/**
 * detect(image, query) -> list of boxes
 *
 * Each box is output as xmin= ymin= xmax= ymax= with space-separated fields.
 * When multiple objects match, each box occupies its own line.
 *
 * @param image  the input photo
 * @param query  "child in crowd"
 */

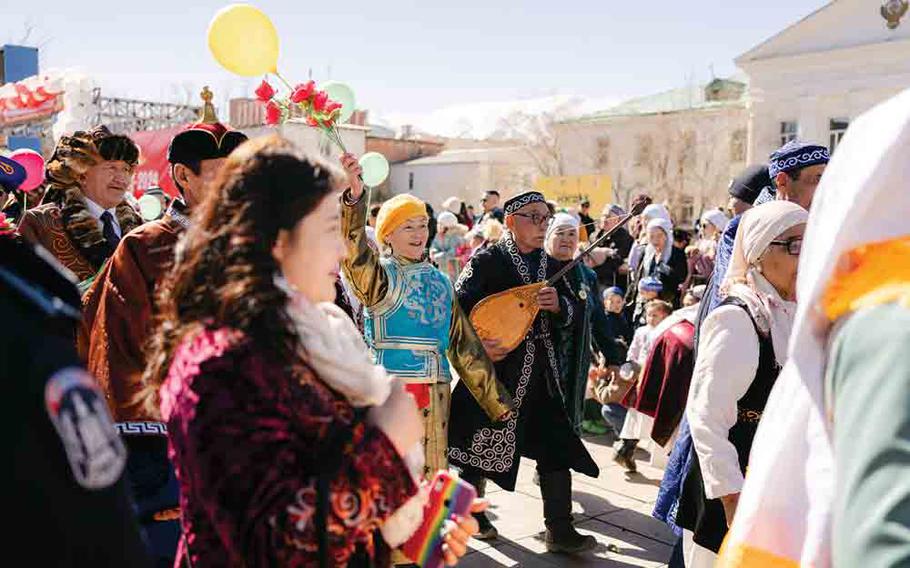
xmin=587 ymin=287 xmax=635 ymax=437
xmin=630 ymin=276 xmax=663 ymax=329
xmin=612 ymin=299 xmax=673 ymax=472
xmin=603 ymin=286 xmax=632 ymax=358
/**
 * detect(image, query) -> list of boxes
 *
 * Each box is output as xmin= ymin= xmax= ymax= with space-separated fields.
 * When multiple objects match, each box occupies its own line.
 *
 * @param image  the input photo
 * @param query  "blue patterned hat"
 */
xmin=638 ymin=276 xmax=663 ymax=293
xmin=602 ymin=286 xmax=624 ymax=299
xmin=768 ymin=140 xmax=829 ymax=178
xmin=0 ymin=155 xmax=27 ymax=191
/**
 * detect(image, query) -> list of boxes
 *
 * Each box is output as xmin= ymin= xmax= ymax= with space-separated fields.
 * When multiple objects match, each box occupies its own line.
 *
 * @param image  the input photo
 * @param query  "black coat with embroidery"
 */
xmin=447 ymin=236 xmax=598 ymax=491
xmin=553 ymin=263 xmax=617 ymax=434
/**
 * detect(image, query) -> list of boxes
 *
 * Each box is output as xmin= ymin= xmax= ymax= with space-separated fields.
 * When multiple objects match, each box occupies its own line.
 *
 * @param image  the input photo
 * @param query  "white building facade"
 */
xmin=388 ymin=147 xmax=537 ymax=211
xmin=555 ymin=80 xmax=749 ymax=225
xmin=737 ymin=0 xmax=910 ymax=162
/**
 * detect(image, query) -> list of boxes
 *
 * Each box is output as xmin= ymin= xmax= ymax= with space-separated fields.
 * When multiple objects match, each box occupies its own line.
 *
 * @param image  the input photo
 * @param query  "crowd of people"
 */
xmin=2 ymin=87 xmax=908 ymax=568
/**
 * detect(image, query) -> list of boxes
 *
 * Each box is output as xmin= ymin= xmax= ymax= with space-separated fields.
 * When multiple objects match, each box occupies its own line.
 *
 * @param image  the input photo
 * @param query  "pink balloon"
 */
xmin=9 ymin=149 xmax=46 ymax=193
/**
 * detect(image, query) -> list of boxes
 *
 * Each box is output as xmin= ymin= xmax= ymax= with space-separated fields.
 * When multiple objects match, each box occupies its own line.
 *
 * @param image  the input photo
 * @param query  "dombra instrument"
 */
xmin=469 ymin=198 xmax=648 ymax=351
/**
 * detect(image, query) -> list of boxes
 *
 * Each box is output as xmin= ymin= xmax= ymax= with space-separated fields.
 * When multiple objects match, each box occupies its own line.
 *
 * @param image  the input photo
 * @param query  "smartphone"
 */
xmin=401 ymin=470 xmax=477 ymax=568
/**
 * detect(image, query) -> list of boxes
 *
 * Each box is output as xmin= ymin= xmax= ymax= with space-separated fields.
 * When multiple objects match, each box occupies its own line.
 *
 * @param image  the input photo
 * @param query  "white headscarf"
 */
xmin=642 ymin=203 xmax=671 ymax=223
xmin=437 ymin=211 xmax=458 ymax=229
xmin=722 ymin=200 xmax=808 ymax=366
xmin=545 ymin=211 xmax=579 ymax=241
xmin=441 ymin=196 xmax=462 ymax=214
xmin=642 ymin=217 xmax=673 ymax=270
xmin=721 ymin=88 xmax=910 ymax=567
xmin=701 ymin=208 xmax=729 ymax=232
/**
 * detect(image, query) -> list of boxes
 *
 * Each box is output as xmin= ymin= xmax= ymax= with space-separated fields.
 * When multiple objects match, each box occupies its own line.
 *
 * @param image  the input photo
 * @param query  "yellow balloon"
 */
xmin=207 ymin=4 xmax=279 ymax=77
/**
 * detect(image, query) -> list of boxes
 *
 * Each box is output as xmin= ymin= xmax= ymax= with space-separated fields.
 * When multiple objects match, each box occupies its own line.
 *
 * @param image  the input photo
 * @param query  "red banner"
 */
xmin=129 ymin=126 xmax=184 ymax=198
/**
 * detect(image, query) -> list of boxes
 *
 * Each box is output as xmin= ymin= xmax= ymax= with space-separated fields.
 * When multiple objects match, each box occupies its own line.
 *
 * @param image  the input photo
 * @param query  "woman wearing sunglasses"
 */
xmin=674 ymin=200 xmax=808 ymax=567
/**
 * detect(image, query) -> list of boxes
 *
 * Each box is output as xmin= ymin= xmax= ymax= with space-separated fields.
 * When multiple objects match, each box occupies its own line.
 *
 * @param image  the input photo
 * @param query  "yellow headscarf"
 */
xmin=375 ymin=193 xmax=427 ymax=246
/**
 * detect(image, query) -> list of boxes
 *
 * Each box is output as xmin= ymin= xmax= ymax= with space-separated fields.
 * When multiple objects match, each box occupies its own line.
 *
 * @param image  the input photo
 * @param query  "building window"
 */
xmin=408 ymin=172 xmax=414 ymax=190
xmin=780 ymin=121 xmax=798 ymax=146
xmin=679 ymin=130 xmax=696 ymax=169
xmin=730 ymin=128 xmax=746 ymax=162
xmin=679 ymin=197 xmax=695 ymax=226
xmin=829 ymin=118 xmax=849 ymax=153
xmin=634 ymin=134 xmax=653 ymax=167
xmin=593 ymin=136 xmax=610 ymax=170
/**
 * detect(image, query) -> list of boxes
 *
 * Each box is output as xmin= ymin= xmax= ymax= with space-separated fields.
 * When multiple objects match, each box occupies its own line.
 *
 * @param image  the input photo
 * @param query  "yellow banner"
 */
xmin=534 ymin=174 xmax=613 ymax=217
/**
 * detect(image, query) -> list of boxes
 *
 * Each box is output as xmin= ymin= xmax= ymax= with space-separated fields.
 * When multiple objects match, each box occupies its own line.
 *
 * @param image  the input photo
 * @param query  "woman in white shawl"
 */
xmin=675 ymin=200 xmax=808 ymax=566
xmin=628 ymin=217 xmax=689 ymax=308
xmin=628 ymin=203 xmax=673 ymax=271
xmin=718 ymin=89 xmax=910 ymax=568
xmin=698 ymin=208 xmax=730 ymax=259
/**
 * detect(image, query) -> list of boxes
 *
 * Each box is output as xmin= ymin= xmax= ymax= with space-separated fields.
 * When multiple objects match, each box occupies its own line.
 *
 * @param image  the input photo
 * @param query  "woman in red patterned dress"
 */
xmin=142 ymin=136 xmax=480 ymax=567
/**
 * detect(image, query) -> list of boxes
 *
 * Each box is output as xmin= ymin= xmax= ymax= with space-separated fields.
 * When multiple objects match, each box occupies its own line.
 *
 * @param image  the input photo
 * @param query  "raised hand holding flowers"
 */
xmin=254 ymin=75 xmax=349 ymax=152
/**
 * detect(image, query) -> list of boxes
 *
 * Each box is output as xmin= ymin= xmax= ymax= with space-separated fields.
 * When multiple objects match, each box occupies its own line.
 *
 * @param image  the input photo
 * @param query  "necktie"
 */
xmin=100 ymin=211 xmax=120 ymax=254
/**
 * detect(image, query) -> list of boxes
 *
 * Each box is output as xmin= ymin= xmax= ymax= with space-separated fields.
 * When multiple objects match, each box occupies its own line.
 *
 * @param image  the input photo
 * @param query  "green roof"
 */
xmin=570 ymin=79 xmax=746 ymax=123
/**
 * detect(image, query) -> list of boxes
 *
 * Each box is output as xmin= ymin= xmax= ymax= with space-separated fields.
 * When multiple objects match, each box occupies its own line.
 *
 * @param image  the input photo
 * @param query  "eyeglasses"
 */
xmin=768 ymin=237 xmax=803 ymax=256
xmin=512 ymin=212 xmax=554 ymax=226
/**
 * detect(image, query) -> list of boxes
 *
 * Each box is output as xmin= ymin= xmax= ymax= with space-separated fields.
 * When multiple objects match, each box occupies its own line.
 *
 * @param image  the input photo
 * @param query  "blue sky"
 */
xmin=6 ymin=0 xmax=825 ymax=126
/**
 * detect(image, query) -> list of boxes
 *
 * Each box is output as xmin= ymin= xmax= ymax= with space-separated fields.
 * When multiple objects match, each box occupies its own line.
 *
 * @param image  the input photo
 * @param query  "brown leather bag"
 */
xmin=593 ymin=362 xmax=639 ymax=405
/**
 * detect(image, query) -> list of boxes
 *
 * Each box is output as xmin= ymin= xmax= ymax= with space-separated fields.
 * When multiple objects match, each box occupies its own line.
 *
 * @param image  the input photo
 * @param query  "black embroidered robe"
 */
xmin=447 ymin=234 xmax=599 ymax=491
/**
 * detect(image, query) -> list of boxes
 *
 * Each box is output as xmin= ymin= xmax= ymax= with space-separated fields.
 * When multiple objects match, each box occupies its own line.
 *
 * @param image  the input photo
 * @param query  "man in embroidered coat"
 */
xmin=79 ymin=89 xmax=248 ymax=567
xmin=17 ymin=125 xmax=143 ymax=291
xmin=448 ymin=190 xmax=599 ymax=553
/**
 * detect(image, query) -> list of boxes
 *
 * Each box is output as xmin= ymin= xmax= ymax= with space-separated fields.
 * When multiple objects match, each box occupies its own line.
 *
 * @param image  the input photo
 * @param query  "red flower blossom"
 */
xmin=290 ymin=80 xmax=316 ymax=104
xmin=255 ymin=80 xmax=275 ymax=102
xmin=312 ymin=90 xmax=329 ymax=113
xmin=324 ymin=101 xmax=343 ymax=116
xmin=306 ymin=115 xmax=320 ymax=127
xmin=265 ymin=100 xmax=282 ymax=125
xmin=0 ymin=212 xmax=14 ymax=236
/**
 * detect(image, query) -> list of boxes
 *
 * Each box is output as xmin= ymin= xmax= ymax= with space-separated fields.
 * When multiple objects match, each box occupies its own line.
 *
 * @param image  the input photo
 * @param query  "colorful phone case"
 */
xmin=402 ymin=471 xmax=477 ymax=568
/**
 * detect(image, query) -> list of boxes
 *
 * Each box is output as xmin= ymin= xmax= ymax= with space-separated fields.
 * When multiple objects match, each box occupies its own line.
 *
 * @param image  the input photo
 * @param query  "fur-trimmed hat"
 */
xmin=45 ymin=125 xmax=140 ymax=192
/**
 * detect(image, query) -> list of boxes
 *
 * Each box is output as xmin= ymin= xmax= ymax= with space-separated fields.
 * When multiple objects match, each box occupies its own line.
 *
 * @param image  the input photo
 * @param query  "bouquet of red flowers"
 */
xmin=255 ymin=78 xmax=347 ymax=151
xmin=0 ymin=212 xmax=16 ymax=236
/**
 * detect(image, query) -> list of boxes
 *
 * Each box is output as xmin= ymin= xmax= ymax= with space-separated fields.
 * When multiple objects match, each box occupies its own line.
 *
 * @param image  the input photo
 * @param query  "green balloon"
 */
xmin=322 ymin=81 xmax=356 ymax=123
xmin=359 ymin=152 xmax=390 ymax=187
xmin=138 ymin=194 xmax=162 ymax=221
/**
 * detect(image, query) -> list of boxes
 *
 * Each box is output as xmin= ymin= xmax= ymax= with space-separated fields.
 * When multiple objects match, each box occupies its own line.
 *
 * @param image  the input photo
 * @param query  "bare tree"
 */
xmin=682 ymin=111 xmax=743 ymax=213
xmin=490 ymin=102 xmax=579 ymax=178
xmin=626 ymin=110 xmax=741 ymax=223
xmin=8 ymin=19 xmax=53 ymax=68
xmin=611 ymin=170 xmax=642 ymax=209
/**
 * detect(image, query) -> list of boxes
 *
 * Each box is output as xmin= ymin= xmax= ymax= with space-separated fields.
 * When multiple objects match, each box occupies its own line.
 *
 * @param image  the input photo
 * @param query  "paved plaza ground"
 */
xmin=459 ymin=434 xmax=676 ymax=567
